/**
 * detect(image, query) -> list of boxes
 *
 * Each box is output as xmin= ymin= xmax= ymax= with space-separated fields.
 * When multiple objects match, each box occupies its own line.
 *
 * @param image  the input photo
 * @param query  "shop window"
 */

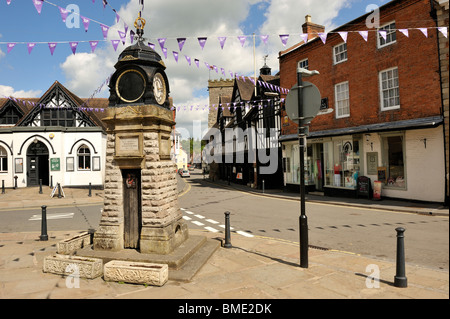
xmin=77 ymin=145 xmax=91 ymax=170
xmin=381 ymin=134 xmax=405 ymax=188
xmin=0 ymin=146 xmax=7 ymax=172
xmin=324 ymin=138 xmax=360 ymax=188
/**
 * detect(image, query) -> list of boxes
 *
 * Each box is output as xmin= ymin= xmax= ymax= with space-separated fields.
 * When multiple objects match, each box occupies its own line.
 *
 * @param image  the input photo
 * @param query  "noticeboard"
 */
xmin=356 ymin=176 xmax=371 ymax=199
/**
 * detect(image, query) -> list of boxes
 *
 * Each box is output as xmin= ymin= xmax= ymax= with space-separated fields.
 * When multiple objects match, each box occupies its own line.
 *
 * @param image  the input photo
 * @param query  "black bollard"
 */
xmin=88 ymin=182 xmax=92 ymax=197
xmin=224 ymin=211 xmax=232 ymax=248
xmin=57 ymin=183 xmax=62 ymax=199
xmin=50 ymin=175 xmax=53 ymax=189
xmin=39 ymin=179 xmax=43 ymax=194
xmin=1 ymin=180 xmax=4 ymax=194
xmin=40 ymin=205 xmax=48 ymax=241
xmin=394 ymin=227 xmax=407 ymax=288
xmin=262 ymin=180 xmax=265 ymax=193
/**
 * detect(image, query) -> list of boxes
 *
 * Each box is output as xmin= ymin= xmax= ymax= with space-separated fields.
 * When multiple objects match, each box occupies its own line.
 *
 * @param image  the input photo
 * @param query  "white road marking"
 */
xmin=206 ymin=219 xmax=219 ymax=224
xmin=194 ymin=214 xmax=205 ymax=219
xmin=192 ymin=221 xmax=204 ymax=226
xmin=29 ymin=213 xmax=74 ymax=221
xmin=182 ymin=216 xmax=192 ymax=221
xmin=180 ymin=208 xmax=186 ymax=211
xmin=236 ymin=230 xmax=254 ymax=238
xmin=185 ymin=211 xmax=194 ymax=215
xmin=204 ymin=226 xmax=219 ymax=233
xmin=219 ymin=225 xmax=234 ymax=230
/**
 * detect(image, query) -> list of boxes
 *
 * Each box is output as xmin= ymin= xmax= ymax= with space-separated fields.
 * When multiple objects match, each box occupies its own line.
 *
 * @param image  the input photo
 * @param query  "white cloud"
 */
xmin=0 ymin=85 xmax=41 ymax=98
xmin=59 ymin=0 xmax=352 ymax=136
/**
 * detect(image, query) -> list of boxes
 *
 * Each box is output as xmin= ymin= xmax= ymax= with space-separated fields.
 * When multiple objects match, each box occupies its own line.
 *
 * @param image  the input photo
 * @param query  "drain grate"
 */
xmin=308 ymin=244 xmax=329 ymax=251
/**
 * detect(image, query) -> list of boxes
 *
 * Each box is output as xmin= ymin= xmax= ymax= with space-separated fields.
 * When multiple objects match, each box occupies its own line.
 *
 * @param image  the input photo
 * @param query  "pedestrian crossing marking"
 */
xmin=236 ymin=230 xmax=254 ymax=238
xmin=182 ymin=216 xmax=192 ymax=221
xmin=204 ymin=226 xmax=219 ymax=233
xmin=206 ymin=219 xmax=219 ymax=224
xmin=194 ymin=214 xmax=205 ymax=219
xmin=29 ymin=213 xmax=74 ymax=221
xmin=192 ymin=221 xmax=204 ymax=226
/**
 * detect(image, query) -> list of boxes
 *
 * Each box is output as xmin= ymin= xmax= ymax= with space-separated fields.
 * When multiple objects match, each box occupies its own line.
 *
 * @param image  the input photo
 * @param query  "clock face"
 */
xmin=115 ymin=69 xmax=146 ymax=103
xmin=153 ymin=72 xmax=167 ymax=105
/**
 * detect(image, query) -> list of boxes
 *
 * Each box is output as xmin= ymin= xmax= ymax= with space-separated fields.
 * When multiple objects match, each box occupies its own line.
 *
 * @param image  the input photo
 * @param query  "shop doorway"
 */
xmin=26 ymin=141 xmax=49 ymax=187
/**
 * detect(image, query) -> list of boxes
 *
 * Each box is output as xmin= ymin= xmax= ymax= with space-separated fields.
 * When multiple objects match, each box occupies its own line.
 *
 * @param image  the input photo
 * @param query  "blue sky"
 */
xmin=0 ymin=0 xmax=388 ymax=136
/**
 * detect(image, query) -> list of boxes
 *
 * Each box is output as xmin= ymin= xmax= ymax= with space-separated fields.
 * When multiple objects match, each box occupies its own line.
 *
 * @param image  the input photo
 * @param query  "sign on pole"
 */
xmin=285 ymin=81 xmax=321 ymax=126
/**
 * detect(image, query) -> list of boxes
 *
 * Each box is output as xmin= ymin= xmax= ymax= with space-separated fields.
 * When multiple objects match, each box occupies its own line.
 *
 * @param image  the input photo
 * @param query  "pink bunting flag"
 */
xmin=418 ymin=28 xmax=428 ymax=37
xmin=279 ymin=34 xmax=289 ymax=47
xmin=58 ymin=6 xmax=69 ymax=23
xmin=198 ymin=37 xmax=207 ymax=50
xmin=438 ymin=27 xmax=448 ymax=38
xmin=358 ymin=31 xmax=369 ymax=42
xmin=218 ymin=36 xmax=227 ymax=49
xmin=398 ymin=29 xmax=409 ymax=37
xmin=27 ymin=43 xmax=36 ymax=54
xmin=48 ymin=42 xmax=57 ymax=56
xmin=300 ymin=33 xmax=309 ymax=43
xmin=177 ymin=38 xmax=186 ymax=51
xmin=260 ymin=35 xmax=269 ymax=45
xmin=81 ymin=16 xmax=90 ymax=32
xmin=118 ymin=30 xmax=126 ymax=44
xmin=318 ymin=33 xmax=327 ymax=44
xmin=158 ymin=38 xmax=166 ymax=50
xmin=185 ymin=55 xmax=191 ymax=66
xmin=111 ymin=39 xmax=120 ymax=51
xmin=89 ymin=41 xmax=98 ymax=53
xmin=7 ymin=0 xmax=12 ymax=4
xmin=32 ymin=0 xmax=43 ymax=14
xmin=173 ymin=51 xmax=179 ymax=63
xmin=238 ymin=36 xmax=247 ymax=47
xmin=338 ymin=31 xmax=348 ymax=43
xmin=69 ymin=42 xmax=78 ymax=55
xmin=7 ymin=43 xmax=16 ymax=53
xmin=100 ymin=24 xmax=109 ymax=39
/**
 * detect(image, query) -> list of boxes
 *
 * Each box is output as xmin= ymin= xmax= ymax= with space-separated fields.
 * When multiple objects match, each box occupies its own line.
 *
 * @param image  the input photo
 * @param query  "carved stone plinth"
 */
xmin=43 ymin=254 xmax=103 ymax=279
xmin=93 ymin=104 xmax=188 ymax=254
xmin=57 ymin=232 xmax=91 ymax=255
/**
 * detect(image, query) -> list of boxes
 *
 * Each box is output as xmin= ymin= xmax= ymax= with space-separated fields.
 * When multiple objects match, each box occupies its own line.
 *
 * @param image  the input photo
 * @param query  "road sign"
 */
xmin=285 ymin=81 xmax=321 ymax=125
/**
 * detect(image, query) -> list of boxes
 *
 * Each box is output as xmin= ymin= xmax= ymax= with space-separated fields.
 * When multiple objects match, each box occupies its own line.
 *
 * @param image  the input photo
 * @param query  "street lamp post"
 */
xmin=296 ymin=67 xmax=319 ymax=269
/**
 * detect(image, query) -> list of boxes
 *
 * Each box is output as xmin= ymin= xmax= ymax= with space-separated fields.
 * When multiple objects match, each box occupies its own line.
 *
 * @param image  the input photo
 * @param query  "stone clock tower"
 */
xmin=93 ymin=15 xmax=188 ymax=255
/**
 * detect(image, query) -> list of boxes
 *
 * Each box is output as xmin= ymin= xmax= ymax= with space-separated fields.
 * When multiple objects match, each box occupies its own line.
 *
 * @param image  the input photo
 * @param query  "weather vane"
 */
xmin=134 ymin=0 xmax=146 ymax=40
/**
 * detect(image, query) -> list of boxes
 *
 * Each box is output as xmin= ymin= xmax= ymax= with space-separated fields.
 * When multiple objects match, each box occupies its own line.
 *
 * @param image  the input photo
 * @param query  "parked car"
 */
xmin=180 ymin=170 xmax=190 ymax=178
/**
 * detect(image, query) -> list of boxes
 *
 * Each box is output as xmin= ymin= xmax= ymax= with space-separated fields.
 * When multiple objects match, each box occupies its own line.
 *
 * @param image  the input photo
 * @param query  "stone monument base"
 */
xmin=140 ymin=218 xmax=189 ymax=255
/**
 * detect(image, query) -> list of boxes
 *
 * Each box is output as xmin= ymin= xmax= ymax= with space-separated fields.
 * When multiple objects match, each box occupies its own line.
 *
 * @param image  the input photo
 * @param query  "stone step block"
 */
xmin=43 ymin=254 xmax=103 ymax=279
xmin=57 ymin=232 xmax=91 ymax=255
xmin=104 ymin=260 xmax=168 ymax=286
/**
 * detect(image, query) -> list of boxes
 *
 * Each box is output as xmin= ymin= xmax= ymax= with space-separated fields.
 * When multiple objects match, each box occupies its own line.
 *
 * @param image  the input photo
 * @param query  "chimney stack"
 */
xmin=302 ymin=15 xmax=325 ymax=41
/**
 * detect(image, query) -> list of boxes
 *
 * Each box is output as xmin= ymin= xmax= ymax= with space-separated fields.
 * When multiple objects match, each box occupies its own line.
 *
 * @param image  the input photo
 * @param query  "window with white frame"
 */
xmin=333 ymin=43 xmax=347 ymax=64
xmin=335 ymin=81 xmax=350 ymax=118
xmin=378 ymin=21 xmax=396 ymax=48
xmin=77 ymin=145 xmax=91 ymax=170
xmin=379 ymin=67 xmax=400 ymax=110
xmin=0 ymin=146 xmax=7 ymax=172
xmin=298 ymin=58 xmax=309 ymax=70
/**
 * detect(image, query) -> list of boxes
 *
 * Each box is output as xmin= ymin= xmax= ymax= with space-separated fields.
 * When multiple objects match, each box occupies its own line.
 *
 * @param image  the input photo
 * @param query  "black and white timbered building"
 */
xmin=0 ymin=81 xmax=108 ymax=189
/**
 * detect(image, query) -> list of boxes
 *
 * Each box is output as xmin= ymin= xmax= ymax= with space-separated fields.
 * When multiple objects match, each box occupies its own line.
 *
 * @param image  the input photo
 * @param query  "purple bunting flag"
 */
xmin=158 ymin=38 xmax=166 ymax=50
xmin=378 ymin=30 xmax=387 ymax=41
xmin=148 ymin=42 xmax=155 ymax=50
xmin=218 ymin=36 xmax=227 ymax=49
xmin=124 ymin=22 xmax=128 ymax=35
xmin=338 ymin=31 xmax=348 ymax=43
xmin=398 ymin=29 xmax=409 ymax=37
xmin=204 ymin=62 xmax=210 ymax=70
xmin=58 ymin=6 xmax=69 ymax=23
xmin=111 ymin=39 xmax=120 ymax=51
xmin=418 ymin=28 xmax=428 ymax=37
xmin=173 ymin=51 xmax=179 ymax=63
xmin=279 ymin=34 xmax=289 ymax=47
xmin=300 ymin=33 xmax=309 ymax=43
xmin=318 ymin=33 xmax=327 ymax=44
xmin=7 ymin=0 xmax=12 ymax=4
xmin=198 ymin=37 xmax=207 ymax=50
xmin=177 ymin=38 xmax=186 ymax=51
xmin=260 ymin=35 xmax=269 ymax=45
xmin=438 ymin=27 xmax=448 ymax=38
xmin=100 ymin=24 xmax=109 ymax=39
xmin=238 ymin=35 xmax=247 ymax=47
xmin=185 ymin=55 xmax=191 ymax=66
xmin=81 ymin=16 xmax=90 ymax=32
xmin=221 ymin=68 xmax=226 ymax=77
xmin=69 ymin=42 xmax=78 ymax=55
xmin=7 ymin=43 xmax=16 ymax=54
xmin=194 ymin=59 xmax=200 ymax=68
xmin=162 ymin=47 xmax=167 ymax=59
xmin=27 ymin=43 xmax=36 ymax=54
xmin=102 ymin=0 xmax=107 ymax=9
xmin=118 ymin=30 xmax=126 ymax=44
xmin=89 ymin=41 xmax=99 ymax=53
xmin=32 ymin=0 xmax=43 ymax=14
xmin=48 ymin=42 xmax=57 ymax=56
xmin=130 ymin=30 xmax=135 ymax=43
xmin=358 ymin=31 xmax=369 ymax=42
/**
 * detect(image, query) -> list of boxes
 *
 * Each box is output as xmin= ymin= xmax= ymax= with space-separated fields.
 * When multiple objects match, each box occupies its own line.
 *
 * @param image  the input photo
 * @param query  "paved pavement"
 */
xmin=0 ymin=176 xmax=448 ymax=301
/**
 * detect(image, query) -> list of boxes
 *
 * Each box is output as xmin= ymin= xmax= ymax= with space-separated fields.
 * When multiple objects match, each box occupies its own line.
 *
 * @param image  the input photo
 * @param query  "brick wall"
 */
xmin=207 ymin=79 xmax=234 ymax=128
xmin=279 ymin=0 xmax=442 ymax=136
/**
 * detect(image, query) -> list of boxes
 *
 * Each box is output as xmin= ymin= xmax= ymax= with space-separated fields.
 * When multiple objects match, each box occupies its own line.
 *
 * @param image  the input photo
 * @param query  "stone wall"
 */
xmin=208 ymin=79 xmax=234 ymax=128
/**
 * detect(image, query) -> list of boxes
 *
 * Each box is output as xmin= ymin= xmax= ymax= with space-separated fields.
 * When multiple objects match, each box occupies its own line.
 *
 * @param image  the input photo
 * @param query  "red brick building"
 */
xmin=279 ymin=0 xmax=446 ymax=203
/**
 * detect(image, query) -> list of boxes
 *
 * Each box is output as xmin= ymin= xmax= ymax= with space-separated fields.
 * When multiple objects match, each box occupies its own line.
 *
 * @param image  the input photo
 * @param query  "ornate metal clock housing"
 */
xmin=108 ymin=40 xmax=170 ymax=109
